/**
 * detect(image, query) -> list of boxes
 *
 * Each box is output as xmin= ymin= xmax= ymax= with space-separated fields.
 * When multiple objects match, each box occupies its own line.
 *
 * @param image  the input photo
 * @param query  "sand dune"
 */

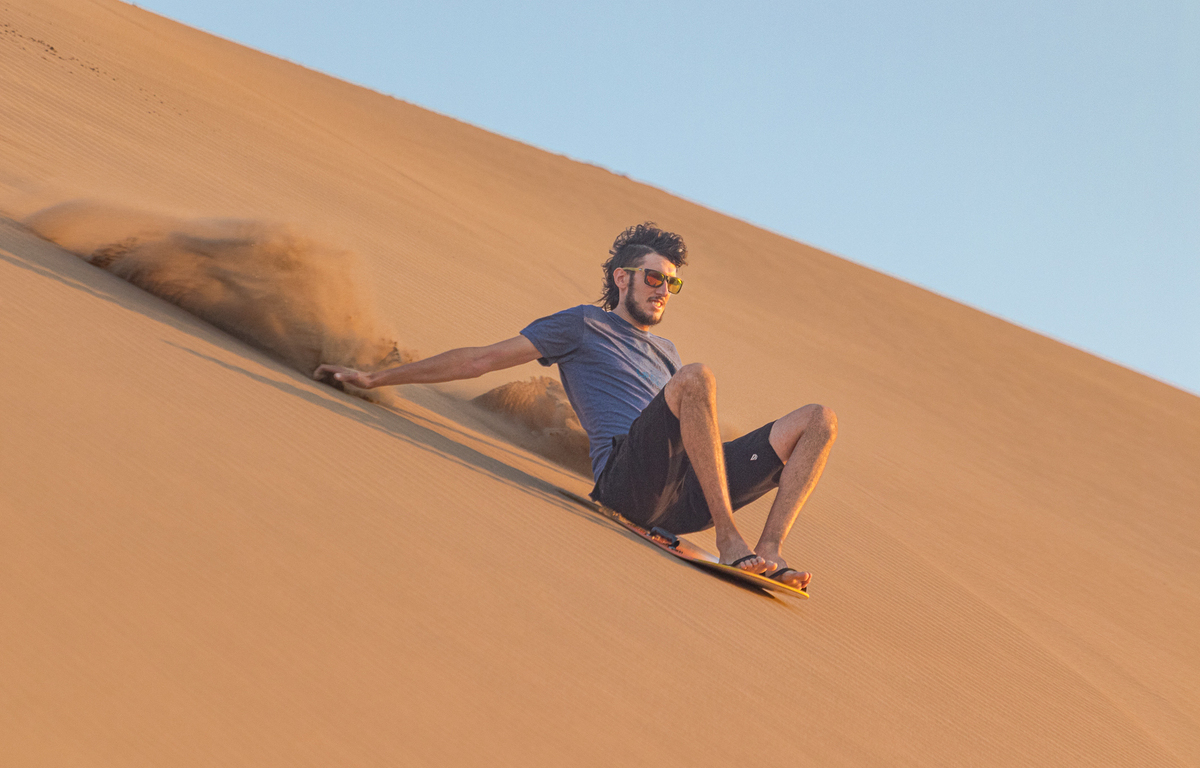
xmin=2 ymin=0 xmax=1198 ymax=765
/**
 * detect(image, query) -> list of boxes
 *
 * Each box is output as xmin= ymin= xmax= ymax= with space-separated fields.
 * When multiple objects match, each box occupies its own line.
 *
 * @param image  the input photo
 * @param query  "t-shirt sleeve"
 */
xmin=520 ymin=307 xmax=586 ymax=367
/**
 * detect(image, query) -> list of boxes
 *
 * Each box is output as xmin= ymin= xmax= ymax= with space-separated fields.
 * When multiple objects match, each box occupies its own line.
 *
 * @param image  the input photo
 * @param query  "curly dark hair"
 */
xmin=598 ymin=222 xmax=688 ymax=311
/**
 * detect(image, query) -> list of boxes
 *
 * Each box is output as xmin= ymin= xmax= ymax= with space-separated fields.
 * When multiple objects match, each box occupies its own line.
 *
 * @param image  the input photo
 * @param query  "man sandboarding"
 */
xmin=314 ymin=223 xmax=837 ymax=588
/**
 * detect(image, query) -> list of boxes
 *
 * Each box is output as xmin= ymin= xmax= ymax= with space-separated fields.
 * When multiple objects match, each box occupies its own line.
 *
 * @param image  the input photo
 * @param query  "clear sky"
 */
xmin=133 ymin=0 xmax=1200 ymax=395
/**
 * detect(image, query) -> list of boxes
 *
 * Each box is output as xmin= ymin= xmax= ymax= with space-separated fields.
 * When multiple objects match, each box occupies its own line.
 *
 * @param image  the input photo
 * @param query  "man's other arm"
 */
xmin=313 ymin=336 xmax=541 ymax=390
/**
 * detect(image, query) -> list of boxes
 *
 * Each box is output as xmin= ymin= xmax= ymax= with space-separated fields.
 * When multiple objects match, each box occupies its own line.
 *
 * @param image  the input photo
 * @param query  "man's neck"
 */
xmin=612 ymin=305 xmax=651 ymax=333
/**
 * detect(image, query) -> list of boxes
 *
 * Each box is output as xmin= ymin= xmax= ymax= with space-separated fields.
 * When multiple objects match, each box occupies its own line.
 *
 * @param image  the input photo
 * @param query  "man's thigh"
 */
xmin=657 ymin=420 xmax=785 ymax=534
xmin=591 ymin=389 xmax=690 ymax=527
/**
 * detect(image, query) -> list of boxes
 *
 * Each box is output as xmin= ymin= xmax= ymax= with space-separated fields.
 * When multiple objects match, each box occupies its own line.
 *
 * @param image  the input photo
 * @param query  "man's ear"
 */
xmin=614 ymin=267 xmax=628 ymax=291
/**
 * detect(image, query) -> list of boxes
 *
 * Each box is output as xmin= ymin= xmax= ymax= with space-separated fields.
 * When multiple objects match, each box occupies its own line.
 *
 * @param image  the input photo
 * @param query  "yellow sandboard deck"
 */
xmin=558 ymin=489 xmax=809 ymax=599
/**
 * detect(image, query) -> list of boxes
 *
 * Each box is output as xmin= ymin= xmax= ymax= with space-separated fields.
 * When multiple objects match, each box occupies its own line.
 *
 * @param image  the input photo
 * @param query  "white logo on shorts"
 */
xmin=751 ymin=454 xmax=758 ymax=461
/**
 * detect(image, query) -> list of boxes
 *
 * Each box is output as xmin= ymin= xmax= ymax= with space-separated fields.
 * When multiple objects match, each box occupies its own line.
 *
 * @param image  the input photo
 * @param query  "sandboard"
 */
xmin=557 ymin=489 xmax=809 ymax=599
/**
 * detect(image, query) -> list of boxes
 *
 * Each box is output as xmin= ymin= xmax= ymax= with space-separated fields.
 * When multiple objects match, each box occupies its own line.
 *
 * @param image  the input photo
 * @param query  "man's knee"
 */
xmin=809 ymin=404 xmax=837 ymax=442
xmin=664 ymin=362 xmax=716 ymax=415
xmin=771 ymin=404 xmax=837 ymax=460
xmin=672 ymin=362 xmax=716 ymax=394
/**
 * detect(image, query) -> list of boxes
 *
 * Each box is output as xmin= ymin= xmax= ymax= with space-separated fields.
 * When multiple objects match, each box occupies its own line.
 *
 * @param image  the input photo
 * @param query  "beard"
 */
xmin=624 ymin=288 xmax=664 ymax=327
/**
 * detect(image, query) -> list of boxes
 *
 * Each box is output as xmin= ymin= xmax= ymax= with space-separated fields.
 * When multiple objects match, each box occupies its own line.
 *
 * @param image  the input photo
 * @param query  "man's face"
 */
xmin=620 ymin=252 xmax=677 ymax=328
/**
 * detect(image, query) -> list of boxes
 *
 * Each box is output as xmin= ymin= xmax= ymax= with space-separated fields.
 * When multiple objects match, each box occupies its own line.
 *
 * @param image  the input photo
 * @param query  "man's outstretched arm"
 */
xmin=313 ymin=335 xmax=541 ymax=390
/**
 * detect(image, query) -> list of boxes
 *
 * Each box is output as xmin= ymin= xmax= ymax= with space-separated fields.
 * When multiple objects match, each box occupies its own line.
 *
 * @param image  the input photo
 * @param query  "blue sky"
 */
xmin=134 ymin=0 xmax=1199 ymax=395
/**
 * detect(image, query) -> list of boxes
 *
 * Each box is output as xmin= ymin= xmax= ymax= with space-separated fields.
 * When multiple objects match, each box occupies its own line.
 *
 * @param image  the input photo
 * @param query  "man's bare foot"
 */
xmin=755 ymin=547 xmax=810 ymax=588
xmin=765 ymin=565 xmax=811 ymax=589
xmin=718 ymin=539 xmax=771 ymax=574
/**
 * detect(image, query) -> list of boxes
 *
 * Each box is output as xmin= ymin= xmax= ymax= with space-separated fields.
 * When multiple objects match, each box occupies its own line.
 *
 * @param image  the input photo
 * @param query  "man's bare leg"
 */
xmin=664 ymin=364 xmax=768 ymax=573
xmin=753 ymin=404 xmax=838 ymax=587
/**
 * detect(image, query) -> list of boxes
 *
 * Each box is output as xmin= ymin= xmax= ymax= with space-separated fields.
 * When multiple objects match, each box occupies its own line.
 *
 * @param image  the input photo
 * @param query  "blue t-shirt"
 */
xmin=521 ymin=304 xmax=682 ymax=480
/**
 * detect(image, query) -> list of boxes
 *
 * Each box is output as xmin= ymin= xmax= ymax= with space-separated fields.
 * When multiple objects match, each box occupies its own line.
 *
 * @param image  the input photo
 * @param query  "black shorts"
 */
xmin=590 ymin=389 xmax=785 ymax=534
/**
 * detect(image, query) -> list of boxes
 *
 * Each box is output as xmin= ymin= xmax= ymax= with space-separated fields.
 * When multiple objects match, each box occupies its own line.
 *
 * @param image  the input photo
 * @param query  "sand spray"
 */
xmin=25 ymin=201 xmax=593 ymax=474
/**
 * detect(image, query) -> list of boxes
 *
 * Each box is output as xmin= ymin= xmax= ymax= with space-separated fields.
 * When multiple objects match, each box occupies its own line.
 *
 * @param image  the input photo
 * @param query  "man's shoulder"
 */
xmin=564 ymin=304 xmax=605 ymax=319
xmin=530 ymin=304 xmax=603 ymax=322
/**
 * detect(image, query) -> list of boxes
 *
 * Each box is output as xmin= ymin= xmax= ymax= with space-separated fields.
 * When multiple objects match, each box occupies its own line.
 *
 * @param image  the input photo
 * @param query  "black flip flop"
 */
xmin=766 ymin=567 xmax=810 ymax=588
xmin=727 ymin=554 xmax=761 ymax=569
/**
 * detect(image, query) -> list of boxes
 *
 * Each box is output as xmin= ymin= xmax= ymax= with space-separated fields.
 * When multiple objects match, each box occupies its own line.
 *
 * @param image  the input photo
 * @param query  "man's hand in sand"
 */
xmin=314 ymin=338 xmax=541 ymax=392
xmin=313 ymin=364 xmax=373 ymax=390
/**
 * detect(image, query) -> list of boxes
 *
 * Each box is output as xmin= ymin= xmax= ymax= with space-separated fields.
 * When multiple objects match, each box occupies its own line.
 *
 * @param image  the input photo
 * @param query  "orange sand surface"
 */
xmin=2 ymin=1 xmax=1198 ymax=765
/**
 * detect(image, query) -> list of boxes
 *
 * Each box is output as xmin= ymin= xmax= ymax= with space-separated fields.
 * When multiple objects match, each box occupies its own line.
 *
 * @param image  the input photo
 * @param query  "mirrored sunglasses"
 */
xmin=621 ymin=267 xmax=684 ymax=294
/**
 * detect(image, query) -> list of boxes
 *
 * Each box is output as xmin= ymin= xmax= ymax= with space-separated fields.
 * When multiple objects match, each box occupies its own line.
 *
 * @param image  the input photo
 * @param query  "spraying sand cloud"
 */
xmin=472 ymin=376 xmax=592 ymax=476
xmin=25 ymin=201 xmax=412 ymax=382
